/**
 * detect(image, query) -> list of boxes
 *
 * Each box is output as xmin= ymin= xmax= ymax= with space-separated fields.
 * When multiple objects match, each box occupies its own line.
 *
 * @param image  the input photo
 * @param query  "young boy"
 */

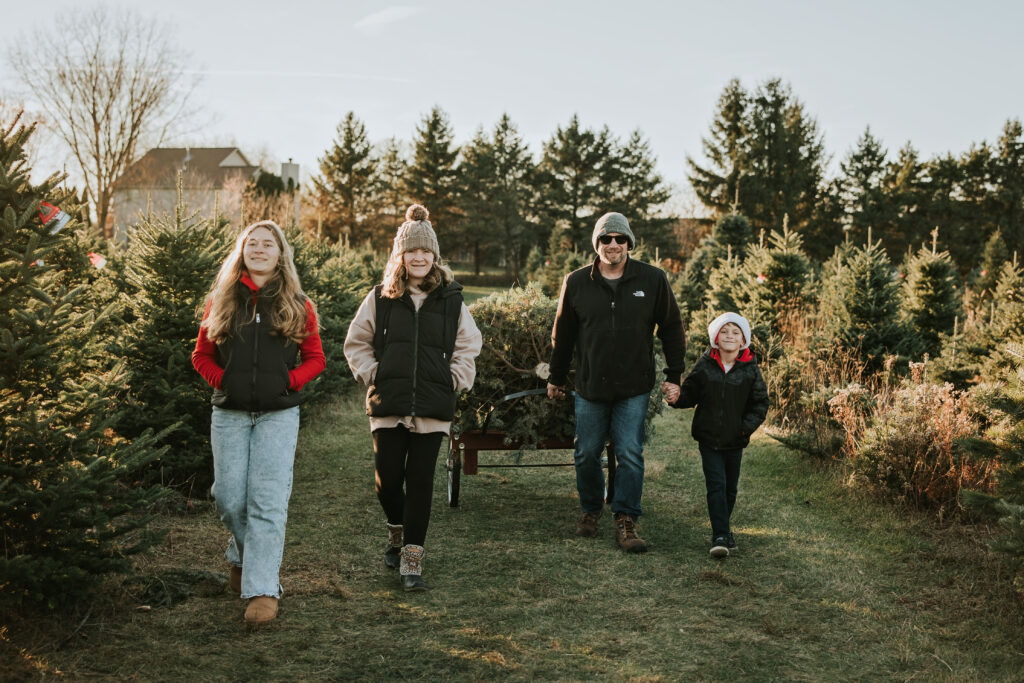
xmin=670 ymin=312 xmax=769 ymax=558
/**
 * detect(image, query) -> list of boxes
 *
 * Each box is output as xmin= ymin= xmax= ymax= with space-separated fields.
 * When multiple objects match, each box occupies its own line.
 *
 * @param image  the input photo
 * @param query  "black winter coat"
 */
xmin=549 ymin=257 xmax=685 ymax=402
xmin=673 ymin=349 xmax=769 ymax=450
xmin=366 ymin=282 xmax=463 ymax=420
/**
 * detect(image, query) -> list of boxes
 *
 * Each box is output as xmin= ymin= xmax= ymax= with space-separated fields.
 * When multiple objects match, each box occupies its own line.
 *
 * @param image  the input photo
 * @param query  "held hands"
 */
xmin=661 ymin=381 xmax=680 ymax=405
xmin=547 ymin=383 xmax=566 ymax=399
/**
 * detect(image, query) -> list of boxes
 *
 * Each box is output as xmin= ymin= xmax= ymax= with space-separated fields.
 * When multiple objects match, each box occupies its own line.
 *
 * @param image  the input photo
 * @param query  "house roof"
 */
xmin=114 ymin=147 xmax=259 ymax=190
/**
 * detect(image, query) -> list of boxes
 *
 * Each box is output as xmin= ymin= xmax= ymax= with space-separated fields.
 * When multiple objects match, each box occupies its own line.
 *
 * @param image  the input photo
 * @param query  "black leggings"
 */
xmin=372 ymin=426 xmax=443 ymax=547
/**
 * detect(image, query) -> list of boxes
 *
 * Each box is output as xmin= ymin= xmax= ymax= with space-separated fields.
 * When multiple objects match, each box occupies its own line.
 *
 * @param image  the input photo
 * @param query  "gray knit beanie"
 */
xmin=592 ymin=212 xmax=636 ymax=251
xmin=392 ymin=204 xmax=440 ymax=259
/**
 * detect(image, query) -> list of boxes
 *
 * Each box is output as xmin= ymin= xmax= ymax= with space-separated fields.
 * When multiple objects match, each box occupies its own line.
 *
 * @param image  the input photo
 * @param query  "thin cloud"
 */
xmin=353 ymin=6 xmax=423 ymax=35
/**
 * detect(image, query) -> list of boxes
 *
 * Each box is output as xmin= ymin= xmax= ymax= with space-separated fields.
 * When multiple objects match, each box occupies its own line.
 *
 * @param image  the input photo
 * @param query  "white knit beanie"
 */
xmin=392 ymin=204 xmax=440 ymax=259
xmin=708 ymin=312 xmax=751 ymax=349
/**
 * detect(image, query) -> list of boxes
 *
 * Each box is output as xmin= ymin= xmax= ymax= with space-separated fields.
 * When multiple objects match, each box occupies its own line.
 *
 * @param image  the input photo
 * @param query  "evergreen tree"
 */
xmin=838 ymin=127 xmax=893 ymax=248
xmin=687 ymin=78 xmax=748 ymax=215
xmin=458 ymin=114 xmax=537 ymax=278
xmin=714 ymin=213 xmax=753 ymax=256
xmin=312 ymin=112 xmax=375 ymax=242
xmin=606 ymin=130 xmax=675 ymax=256
xmin=924 ymin=146 xmax=992 ymax=276
xmin=406 ymin=106 xmax=460 ymax=234
xmin=881 ymin=142 xmax=930 ymax=259
xmin=365 ymin=136 xmax=410 ymax=244
xmin=287 ymin=228 xmax=384 ymax=404
xmin=688 ymin=78 xmax=828 ymax=245
xmin=739 ymin=222 xmax=814 ymax=337
xmin=534 ymin=115 xmax=615 ymax=249
xmin=818 ymin=236 xmax=908 ymax=369
xmin=119 ymin=187 xmax=230 ymax=489
xmin=990 ymin=118 xmax=1024 ymax=255
xmin=899 ymin=231 xmax=962 ymax=358
xmin=1 ymin=116 xmax=165 ymax=607
xmin=526 ymin=221 xmax=592 ymax=296
xmin=974 ymin=230 xmax=1010 ymax=299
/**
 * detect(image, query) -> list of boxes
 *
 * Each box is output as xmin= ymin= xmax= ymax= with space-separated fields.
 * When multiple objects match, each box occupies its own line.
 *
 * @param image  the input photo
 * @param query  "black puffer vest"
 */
xmin=213 ymin=280 xmax=304 ymax=412
xmin=366 ymin=282 xmax=463 ymax=420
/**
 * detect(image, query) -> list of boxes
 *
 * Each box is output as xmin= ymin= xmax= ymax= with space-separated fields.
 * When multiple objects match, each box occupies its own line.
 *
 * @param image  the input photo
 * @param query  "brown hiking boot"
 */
xmin=575 ymin=511 xmax=601 ymax=537
xmin=614 ymin=513 xmax=648 ymax=553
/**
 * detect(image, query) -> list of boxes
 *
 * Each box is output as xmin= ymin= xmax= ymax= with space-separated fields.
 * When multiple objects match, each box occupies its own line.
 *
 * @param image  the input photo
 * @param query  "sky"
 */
xmin=2 ymin=0 xmax=1023 ymax=206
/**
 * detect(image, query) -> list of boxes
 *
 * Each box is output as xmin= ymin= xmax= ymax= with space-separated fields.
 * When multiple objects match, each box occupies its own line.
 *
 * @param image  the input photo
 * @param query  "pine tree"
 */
xmin=458 ymin=114 xmax=536 ymax=277
xmin=990 ymin=119 xmax=1024 ymax=254
xmin=881 ymin=142 xmax=931 ymax=260
xmin=365 ymin=136 xmax=410 ymax=244
xmin=312 ymin=112 xmax=375 ymax=242
xmin=1 ymin=116 xmax=166 ymax=607
xmin=118 ymin=184 xmax=230 ymax=489
xmin=838 ymin=127 xmax=893 ymax=248
xmin=606 ymin=130 xmax=674 ymax=255
xmin=534 ymin=115 xmax=615 ymax=249
xmin=526 ymin=221 xmax=592 ymax=297
xmin=818 ymin=235 xmax=908 ymax=369
xmin=714 ymin=213 xmax=753 ymax=257
xmin=740 ymin=222 xmax=813 ymax=337
xmin=899 ymin=230 xmax=962 ymax=358
xmin=974 ymin=230 xmax=1010 ymax=299
xmin=687 ymin=78 xmax=748 ymax=215
xmin=688 ymin=78 xmax=827 ymax=240
xmin=406 ymin=107 xmax=460 ymax=234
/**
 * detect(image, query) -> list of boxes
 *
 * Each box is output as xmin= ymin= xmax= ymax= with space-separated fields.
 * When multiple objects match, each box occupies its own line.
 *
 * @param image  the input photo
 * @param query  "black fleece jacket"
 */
xmin=549 ymin=256 xmax=685 ymax=402
xmin=673 ymin=348 xmax=769 ymax=450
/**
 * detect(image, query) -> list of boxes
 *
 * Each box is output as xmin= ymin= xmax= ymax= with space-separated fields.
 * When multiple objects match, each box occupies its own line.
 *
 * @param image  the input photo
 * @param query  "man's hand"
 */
xmin=661 ymin=381 xmax=680 ymax=404
xmin=547 ymin=383 xmax=566 ymax=399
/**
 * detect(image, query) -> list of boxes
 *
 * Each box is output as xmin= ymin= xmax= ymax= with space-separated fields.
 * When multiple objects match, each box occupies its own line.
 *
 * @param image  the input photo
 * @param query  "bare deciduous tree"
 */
xmin=9 ymin=6 xmax=200 ymax=238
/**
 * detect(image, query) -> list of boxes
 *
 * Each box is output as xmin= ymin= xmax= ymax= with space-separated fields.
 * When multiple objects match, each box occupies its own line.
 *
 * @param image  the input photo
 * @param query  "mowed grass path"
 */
xmin=7 ymin=395 xmax=1023 ymax=680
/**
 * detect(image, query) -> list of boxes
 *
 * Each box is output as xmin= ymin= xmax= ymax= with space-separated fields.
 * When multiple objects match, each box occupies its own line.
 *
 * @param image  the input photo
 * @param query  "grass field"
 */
xmin=4 ymin=394 xmax=1023 ymax=680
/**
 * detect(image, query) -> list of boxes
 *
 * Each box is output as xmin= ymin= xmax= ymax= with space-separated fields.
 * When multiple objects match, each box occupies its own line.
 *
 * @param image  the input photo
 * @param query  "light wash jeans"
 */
xmin=573 ymin=392 xmax=649 ymax=517
xmin=210 ymin=405 xmax=300 ymax=599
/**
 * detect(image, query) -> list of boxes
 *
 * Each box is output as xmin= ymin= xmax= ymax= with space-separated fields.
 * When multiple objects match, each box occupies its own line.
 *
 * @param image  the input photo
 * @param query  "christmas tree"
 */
xmin=899 ymin=230 xmax=961 ymax=358
xmin=0 ymin=115 xmax=166 ymax=607
xmin=118 ymin=183 xmax=230 ymax=489
xmin=818 ymin=234 xmax=909 ymax=370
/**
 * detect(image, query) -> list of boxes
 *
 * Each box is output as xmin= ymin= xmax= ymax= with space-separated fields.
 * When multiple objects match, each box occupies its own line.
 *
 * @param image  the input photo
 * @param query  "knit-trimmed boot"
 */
xmin=399 ymin=544 xmax=430 ymax=592
xmin=385 ymin=523 xmax=403 ymax=569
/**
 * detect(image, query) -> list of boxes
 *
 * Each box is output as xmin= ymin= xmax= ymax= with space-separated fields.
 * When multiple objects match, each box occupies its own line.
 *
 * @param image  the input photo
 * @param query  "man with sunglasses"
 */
xmin=547 ymin=212 xmax=685 ymax=553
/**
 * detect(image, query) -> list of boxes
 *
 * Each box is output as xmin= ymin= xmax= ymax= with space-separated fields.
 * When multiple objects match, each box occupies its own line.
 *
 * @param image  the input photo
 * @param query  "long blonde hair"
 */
xmin=380 ymin=249 xmax=454 ymax=299
xmin=201 ymin=220 xmax=313 ymax=344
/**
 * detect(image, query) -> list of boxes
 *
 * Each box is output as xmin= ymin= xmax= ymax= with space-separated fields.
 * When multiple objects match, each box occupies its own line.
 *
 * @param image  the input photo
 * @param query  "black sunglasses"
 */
xmin=598 ymin=234 xmax=629 ymax=245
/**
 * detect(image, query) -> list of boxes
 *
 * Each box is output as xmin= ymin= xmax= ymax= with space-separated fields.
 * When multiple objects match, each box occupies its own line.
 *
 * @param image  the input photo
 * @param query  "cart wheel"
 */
xmin=447 ymin=448 xmax=461 ymax=507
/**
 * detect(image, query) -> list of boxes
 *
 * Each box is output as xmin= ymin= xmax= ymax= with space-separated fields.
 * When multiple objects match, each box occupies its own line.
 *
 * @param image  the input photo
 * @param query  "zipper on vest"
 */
xmin=251 ymin=311 xmax=261 ymax=405
xmin=410 ymin=307 xmax=419 ymax=416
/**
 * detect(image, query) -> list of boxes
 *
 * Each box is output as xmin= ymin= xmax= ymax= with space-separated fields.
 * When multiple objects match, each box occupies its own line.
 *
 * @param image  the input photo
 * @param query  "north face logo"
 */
xmin=633 ymin=290 xmax=645 ymax=297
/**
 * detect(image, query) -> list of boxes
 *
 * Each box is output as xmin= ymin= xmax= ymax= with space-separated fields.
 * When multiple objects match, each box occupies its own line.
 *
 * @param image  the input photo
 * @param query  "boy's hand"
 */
xmin=661 ymin=381 xmax=680 ymax=404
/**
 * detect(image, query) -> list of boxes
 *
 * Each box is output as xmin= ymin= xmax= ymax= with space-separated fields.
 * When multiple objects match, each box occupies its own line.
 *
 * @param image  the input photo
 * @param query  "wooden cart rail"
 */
xmin=446 ymin=431 xmax=615 ymax=507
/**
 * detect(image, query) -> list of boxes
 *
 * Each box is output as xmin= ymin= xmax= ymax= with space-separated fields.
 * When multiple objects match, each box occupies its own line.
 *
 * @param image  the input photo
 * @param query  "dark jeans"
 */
xmin=573 ymin=392 xmax=649 ymax=517
xmin=698 ymin=443 xmax=743 ymax=538
xmin=372 ymin=426 xmax=443 ymax=547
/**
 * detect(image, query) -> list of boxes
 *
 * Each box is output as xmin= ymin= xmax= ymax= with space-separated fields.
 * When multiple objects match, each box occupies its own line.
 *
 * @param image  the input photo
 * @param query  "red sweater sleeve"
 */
xmin=288 ymin=300 xmax=326 ymax=391
xmin=191 ymin=300 xmax=224 ymax=389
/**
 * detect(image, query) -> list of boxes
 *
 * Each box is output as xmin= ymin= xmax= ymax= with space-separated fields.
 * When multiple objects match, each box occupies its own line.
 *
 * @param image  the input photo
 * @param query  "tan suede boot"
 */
xmin=614 ymin=513 xmax=648 ymax=553
xmin=228 ymin=566 xmax=242 ymax=594
xmin=244 ymin=596 xmax=279 ymax=625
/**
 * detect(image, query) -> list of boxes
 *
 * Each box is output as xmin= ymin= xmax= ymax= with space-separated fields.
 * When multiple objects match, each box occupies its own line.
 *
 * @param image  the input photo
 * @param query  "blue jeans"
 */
xmin=698 ymin=444 xmax=743 ymax=538
xmin=574 ymin=392 xmax=649 ymax=517
xmin=210 ymin=405 xmax=300 ymax=599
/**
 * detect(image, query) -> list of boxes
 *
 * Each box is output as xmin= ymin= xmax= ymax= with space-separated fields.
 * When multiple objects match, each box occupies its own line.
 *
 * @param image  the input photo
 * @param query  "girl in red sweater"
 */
xmin=192 ymin=220 xmax=324 ymax=625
